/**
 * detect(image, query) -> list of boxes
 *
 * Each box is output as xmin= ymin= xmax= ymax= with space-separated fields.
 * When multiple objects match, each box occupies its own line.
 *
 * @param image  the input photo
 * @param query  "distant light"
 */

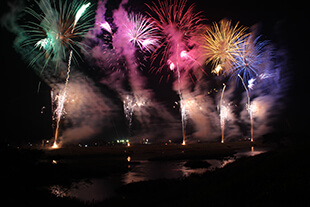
xmin=127 ymin=156 xmax=131 ymax=162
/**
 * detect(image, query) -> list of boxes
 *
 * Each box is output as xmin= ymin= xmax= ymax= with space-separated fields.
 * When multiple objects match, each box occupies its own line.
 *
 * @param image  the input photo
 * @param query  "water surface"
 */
xmin=50 ymin=147 xmax=267 ymax=202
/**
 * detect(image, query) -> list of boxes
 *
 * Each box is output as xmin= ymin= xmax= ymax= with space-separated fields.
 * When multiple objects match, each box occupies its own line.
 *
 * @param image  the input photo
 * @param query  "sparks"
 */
xmin=212 ymin=64 xmax=223 ymax=76
xmin=126 ymin=13 xmax=161 ymax=52
xmin=147 ymin=0 xmax=205 ymax=73
xmin=100 ymin=21 xmax=113 ymax=34
xmin=203 ymin=19 xmax=249 ymax=73
xmin=74 ymin=3 xmax=91 ymax=27
xmin=147 ymin=0 xmax=205 ymax=144
xmin=238 ymin=74 xmax=254 ymax=142
xmin=229 ymin=35 xmax=268 ymax=85
xmin=51 ymin=142 xmax=59 ymax=149
xmin=23 ymin=0 xmax=92 ymax=147
xmin=219 ymin=84 xmax=227 ymax=143
xmin=23 ymin=0 xmax=92 ymax=72
xmin=123 ymin=95 xmax=147 ymax=129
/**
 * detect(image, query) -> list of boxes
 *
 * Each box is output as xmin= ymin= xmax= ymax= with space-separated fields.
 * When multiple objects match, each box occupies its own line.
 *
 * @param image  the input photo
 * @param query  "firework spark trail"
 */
xmin=219 ymin=83 xmax=227 ymax=143
xmin=123 ymin=94 xmax=148 ymax=134
xmin=123 ymin=95 xmax=135 ymax=129
xmin=52 ymin=50 xmax=73 ymax=148
xmin=176 ymin=45 xmax=186 ymax=145
xmin=238 ymin=74 xmax=253 ymax=142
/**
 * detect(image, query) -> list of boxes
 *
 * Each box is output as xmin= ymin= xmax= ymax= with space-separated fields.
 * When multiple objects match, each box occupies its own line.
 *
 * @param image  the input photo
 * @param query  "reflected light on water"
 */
xmin=49 ymin=148 xmax=269 ymax=202
xmin=50 ymin=178 xmax=121 ymax=202
xmin=122 ymin=160 xmax=212 ymax=184
xmin=50 ymin=185 xmax=68 ymax=198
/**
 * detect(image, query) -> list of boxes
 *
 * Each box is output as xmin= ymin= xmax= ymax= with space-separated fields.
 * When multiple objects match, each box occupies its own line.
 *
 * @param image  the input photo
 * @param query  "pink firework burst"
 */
xmin=146 ymin=0 xmax=206 ymax=77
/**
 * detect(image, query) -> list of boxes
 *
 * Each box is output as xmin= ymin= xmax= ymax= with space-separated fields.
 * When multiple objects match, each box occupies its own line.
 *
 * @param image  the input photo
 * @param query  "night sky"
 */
xmin=1 ymin=0 xmax=308 ymax=145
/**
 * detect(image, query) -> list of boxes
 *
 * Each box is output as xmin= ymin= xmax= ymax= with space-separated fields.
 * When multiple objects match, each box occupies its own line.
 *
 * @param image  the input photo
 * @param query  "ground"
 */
xmin=2 ymin=140 xmax=308 ymax=206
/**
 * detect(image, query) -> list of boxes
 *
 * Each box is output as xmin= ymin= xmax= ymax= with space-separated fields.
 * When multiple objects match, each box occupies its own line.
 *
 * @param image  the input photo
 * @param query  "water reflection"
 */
xmin=50 ymin=177 xmax=122 ymax=202
xmin=50 ymin=158 xmax=233 ymax=202
xmin=49 ymin=147 xmax=268 ymax=202
xmin=123 ymin=160 xmax=209 ymax=184
xmin=234 ymin=147 xmax=267 ymax=158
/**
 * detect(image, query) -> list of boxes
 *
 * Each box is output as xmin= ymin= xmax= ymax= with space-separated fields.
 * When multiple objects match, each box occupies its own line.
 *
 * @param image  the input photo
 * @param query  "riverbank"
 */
xmin=45 ymin=140 xmax=271 ymax=160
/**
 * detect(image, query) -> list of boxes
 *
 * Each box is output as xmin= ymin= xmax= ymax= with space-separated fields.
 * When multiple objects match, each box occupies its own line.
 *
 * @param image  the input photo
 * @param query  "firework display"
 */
xmin=4 ymin=0 xmax=290 ymax=146
xmin=20 ymin=0 xmax=92 ymax=148
xmin=23 ymin=0 xmax=92 ymax=72
xmin=202 ymin=19 xmax=249 ymax=73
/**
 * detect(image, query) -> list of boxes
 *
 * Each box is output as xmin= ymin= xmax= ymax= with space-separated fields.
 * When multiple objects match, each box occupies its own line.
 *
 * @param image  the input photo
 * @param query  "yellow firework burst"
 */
xmin=203 ymin=19 xmax=249 ymax=72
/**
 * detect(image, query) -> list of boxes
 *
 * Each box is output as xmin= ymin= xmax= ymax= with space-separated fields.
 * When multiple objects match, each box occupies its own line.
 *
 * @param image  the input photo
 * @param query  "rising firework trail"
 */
xmin=53 ymin=2 xmax=91 ymax=148
xmin=52 ymin=50 xmax=73 ymax=148
xmin=176 ymin=45 xmax=186 ymax=145
xmin=219 ymin=83 xmax=227 ymax=143
xmin=238 ymin=74 xmax=254 ymax=142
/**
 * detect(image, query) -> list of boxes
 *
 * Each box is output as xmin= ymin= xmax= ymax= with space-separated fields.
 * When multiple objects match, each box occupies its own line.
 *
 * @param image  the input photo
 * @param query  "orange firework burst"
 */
xmin=203 ymin=19 xmax=249 ymax=73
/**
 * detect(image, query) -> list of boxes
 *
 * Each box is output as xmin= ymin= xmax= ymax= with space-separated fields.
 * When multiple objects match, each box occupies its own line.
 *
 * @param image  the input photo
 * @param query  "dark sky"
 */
xmin=1 ymin=0 xmax=307 ymax=144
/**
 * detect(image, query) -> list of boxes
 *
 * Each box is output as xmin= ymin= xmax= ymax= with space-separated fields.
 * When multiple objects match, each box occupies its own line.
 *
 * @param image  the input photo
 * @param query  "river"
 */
xmin=49 ymin=147 xmax=267 ymax=202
